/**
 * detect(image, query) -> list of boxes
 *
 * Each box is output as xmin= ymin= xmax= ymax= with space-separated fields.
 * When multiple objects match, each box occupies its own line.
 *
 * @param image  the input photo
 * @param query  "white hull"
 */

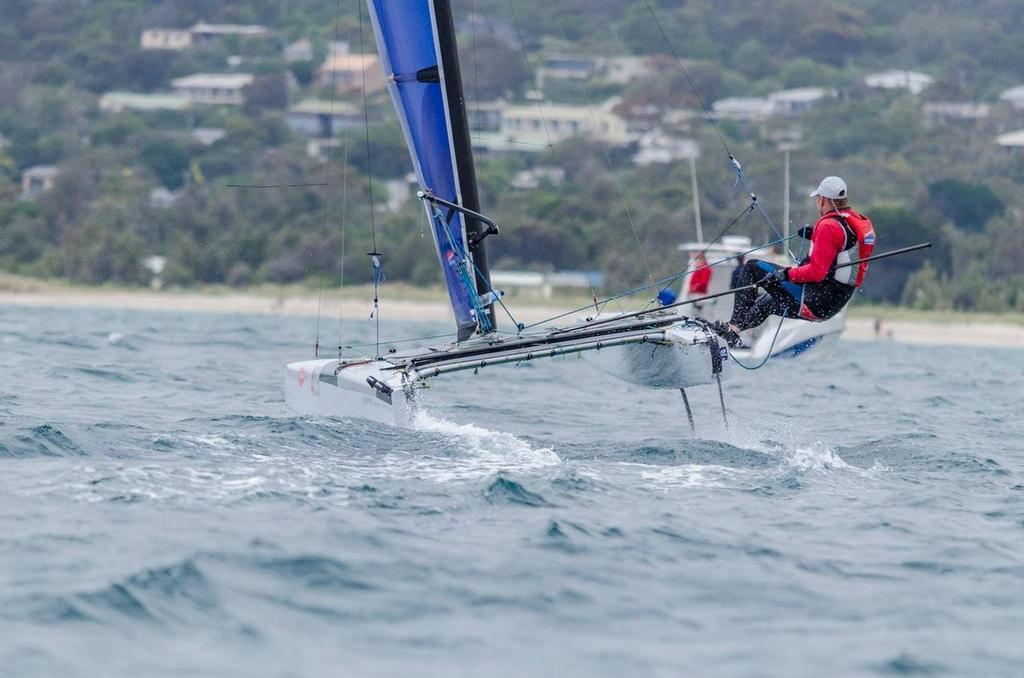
xmin=284 ymin=358 xmax=416 ymax=427
xmin=284 ymin=317 xmax=730 ymax=426
xmin=731 ymin=313 xmax=846 ymax=363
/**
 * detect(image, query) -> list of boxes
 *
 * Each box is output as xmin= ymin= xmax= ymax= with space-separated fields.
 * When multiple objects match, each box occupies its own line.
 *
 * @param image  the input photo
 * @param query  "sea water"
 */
xmin=1 ymin=304 xmax=1022 ymax=677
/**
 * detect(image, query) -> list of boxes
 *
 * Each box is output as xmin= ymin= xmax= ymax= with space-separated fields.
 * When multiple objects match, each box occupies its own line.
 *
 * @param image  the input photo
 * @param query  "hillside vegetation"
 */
xmin=1 ymin=0 xmax=1022 ymax=311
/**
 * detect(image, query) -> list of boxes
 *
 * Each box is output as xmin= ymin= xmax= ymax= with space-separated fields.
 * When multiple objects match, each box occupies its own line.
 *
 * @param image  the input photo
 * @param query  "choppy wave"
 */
xmin=2 ymin=306 xmax=1024 ymax=677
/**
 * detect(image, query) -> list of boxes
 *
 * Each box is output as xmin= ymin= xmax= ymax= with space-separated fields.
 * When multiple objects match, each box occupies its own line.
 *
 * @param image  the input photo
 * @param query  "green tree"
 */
xmin=927 ymin=179 xmax=1004 ymax=232
xmin=141 ymin=140 xmax=190 ymax=191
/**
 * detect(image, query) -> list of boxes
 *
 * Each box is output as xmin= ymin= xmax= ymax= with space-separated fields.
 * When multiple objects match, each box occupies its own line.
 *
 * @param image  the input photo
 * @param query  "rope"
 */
xmin=642 ymin=0 xmax=733 ymax=158
xmin=313 ymin=0 xmax=346 ymax=358
xmin=522 ymin=206 xmax=790 ymax=330
xmin=337 ymin=1 xmax=354 ymax=360
xmin=357 ymin=0 xmax=382 ymax=359
xmin=550 ymin=15 xmax=654 ymax=281
xmin=643 ymin=0 xmax=790 ymax=263
xmin=729 ymin=229 xmax=810 ymax=370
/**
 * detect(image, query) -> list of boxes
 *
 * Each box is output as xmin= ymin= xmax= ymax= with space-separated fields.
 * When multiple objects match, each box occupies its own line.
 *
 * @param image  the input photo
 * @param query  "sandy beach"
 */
xmin=2 ymin=283 xmax=1022 ymax=349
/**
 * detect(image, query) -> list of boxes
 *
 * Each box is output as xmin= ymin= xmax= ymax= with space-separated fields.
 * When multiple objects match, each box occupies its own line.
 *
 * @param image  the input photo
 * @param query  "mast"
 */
xmin=367 ymin=0 xmax=497 ymax=341
xmin=432 ymin=0 xmax=495 ymax=331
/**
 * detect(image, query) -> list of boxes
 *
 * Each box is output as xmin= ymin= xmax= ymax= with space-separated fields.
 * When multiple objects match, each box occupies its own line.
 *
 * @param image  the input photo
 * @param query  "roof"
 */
xmin=922 ymin=102 xmax=991 ymax=118
xmin=996 ymin=130 xmax=1024 ymax=147
xmin=864 ymin=70 xmax=934 ymax=93
xmin=712 ymin=97 xmax=774 ymax=117
xmin=289 ymin=99 xmax=360 ymax=116
xmin=999 ymin=85 xmax=1024 ymax=102
xmin=768 ymin=87 xmax=834 ymax=103
xmin=23 ymin=165 xmax=60 ymax=178
xmin=319 ymin=53 xmax=379 ymax=72
xmin=171 ymin=73 xmax=254 ymax=89
xmin=190 ymin=22 xmax=268 ymax=36
xmin=99 ymin=91 xmax=191 ymax=111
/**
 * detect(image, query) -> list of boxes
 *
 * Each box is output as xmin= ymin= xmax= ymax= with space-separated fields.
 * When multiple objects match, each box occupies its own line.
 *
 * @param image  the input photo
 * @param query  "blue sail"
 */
xmin=367 ymin=0 xmax=488 ymax=340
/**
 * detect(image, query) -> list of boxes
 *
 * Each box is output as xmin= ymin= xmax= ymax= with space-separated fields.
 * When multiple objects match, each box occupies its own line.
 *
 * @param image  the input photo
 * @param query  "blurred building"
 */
xmin=864 ymin=70 xmax=934 ymax=95
xmin=711 ymin=97 xmax=775 ymax=121
xmin=171 ymin=74 xmax=254 ymax=106
xmin=284 ymin=38 xmax=314 ymax=63
xmin=633 ymin=132 xmax=699 ymax=165
xmin=99 ymin=92 xmax=192 ymax=113
xmin=496 ymin=99 xmax=633 ymax=147
xmin=287 ymin=100 xmax=362 ymax=137
xmin=189 ymin=22 xmax=269 ymax=43
xmin=21 ymin=166 xmax=59 ymax=198
xmin=140 ymin=29 xmax=193 ymax=51
xmin=998 ymin=86 xmax=1024 ymax=110
xmin=767 ymin=87 xmax=835 ymax=116
xmin=316 ymin=53 xmax=385 ymax=93
xmin=996 ymin=130 xmax=1024 ymax=148
xmin=922 ymin=102 xmax=992 ymax=124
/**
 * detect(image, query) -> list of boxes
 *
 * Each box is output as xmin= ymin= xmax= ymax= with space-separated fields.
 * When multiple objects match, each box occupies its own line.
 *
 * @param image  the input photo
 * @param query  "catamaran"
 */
xmin=283 ymin=0 xmax=733 ymax=427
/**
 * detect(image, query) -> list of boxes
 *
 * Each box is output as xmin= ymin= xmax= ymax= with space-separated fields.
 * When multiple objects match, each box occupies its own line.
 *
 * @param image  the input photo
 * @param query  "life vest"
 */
xmin=688 ymin=253 xmax=711 ymax=294
xmin=818 ymin=209 xmax=875 ymax=287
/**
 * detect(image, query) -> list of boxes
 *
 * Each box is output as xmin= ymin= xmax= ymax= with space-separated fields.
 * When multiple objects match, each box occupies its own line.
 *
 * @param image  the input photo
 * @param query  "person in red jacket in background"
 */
xmin=711 ymin=176 xmax=875 ymax=347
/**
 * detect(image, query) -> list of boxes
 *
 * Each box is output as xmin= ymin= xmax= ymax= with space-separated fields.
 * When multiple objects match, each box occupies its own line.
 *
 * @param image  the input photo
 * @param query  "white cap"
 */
xmin=810 ymin=176 xmax=848 ymax=200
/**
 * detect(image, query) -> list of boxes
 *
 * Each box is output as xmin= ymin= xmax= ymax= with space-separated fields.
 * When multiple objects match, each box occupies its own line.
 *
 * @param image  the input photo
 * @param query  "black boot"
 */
xmin=709 ymin=321 xmax=747 ymax=349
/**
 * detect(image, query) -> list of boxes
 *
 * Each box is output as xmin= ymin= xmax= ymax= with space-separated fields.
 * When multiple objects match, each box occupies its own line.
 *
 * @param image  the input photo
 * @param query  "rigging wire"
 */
xmin=503 ymin=1 xmax=617 ymax=312
xmin=550 ymin=16 xmax=654 ymax=281
xmin=337 ymin=6 xmax=356 ymax=360
xmin=312 ymin=0 xmax=347 ymax=358
xmin=522 ymin=204 xmax=772 ymax=330
xmin=730 ymin=229 xmax=811 ymax=370
xmin=226 ymin=183 xmax=328 ymax=188
xmin=642 ymin=0 xmax=794 ymax=261
xmin=357 ymin=0 xmax=383 ymax=359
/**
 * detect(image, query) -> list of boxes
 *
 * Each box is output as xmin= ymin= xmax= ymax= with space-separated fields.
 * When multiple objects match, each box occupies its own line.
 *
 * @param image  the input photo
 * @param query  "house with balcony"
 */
xmin=171 ymin=73 xmax=254 ymax=106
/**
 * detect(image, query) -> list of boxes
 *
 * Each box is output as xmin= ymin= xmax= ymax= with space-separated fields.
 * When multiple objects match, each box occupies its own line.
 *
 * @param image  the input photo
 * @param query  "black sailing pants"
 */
xmin=729 ymin=260 xmax=854 ymax=331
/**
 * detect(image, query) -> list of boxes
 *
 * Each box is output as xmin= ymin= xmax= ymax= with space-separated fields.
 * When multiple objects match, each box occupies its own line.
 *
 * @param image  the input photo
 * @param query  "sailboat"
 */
xmin=283 ymin=0 xmax=731 ymax=427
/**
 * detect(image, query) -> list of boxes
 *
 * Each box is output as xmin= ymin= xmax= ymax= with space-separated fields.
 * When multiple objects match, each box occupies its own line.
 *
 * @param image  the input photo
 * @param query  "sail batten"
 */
xmin=367 ymin=0 xmax=493 ymax=340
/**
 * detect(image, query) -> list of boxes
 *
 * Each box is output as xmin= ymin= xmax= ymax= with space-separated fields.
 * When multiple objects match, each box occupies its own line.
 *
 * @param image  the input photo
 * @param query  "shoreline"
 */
xmin=2 ymin=285 xmax=1022 ymax=349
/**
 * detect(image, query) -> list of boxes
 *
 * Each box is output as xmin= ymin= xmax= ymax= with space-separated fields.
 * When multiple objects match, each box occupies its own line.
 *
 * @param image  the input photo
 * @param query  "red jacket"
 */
xmin=788 ymin=209 xmax=875 ymax=286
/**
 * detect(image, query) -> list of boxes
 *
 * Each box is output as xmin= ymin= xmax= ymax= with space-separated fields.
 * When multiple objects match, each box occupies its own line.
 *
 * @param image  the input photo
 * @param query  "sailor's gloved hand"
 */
xmin=798 ymin=226 xmax=813 ymax=240
xmin=759 ymin=267 xmax=789 ymax=286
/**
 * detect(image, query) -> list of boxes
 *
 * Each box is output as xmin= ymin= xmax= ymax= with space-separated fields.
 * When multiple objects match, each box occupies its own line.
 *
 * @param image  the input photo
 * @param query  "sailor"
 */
xmin=711 ymin=176 xmax=875 ymax=347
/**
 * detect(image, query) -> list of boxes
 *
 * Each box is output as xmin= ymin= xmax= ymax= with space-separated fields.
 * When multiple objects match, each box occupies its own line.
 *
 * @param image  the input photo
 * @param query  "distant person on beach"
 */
xmin=709 ymin=176 xmax=876 ymax=347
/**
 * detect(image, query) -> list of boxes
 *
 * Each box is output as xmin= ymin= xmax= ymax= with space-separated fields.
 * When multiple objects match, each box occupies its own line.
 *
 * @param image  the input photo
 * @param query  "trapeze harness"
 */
xmin=729 ymin=209 xmax=875 ymax=331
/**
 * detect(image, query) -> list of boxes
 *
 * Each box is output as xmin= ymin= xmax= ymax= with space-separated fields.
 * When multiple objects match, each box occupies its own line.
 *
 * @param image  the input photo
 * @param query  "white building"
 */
xmin=996 ymin=130 xmax=1024 ymax=148
xmin=510 ymin=167 xmax=565 ymax=190
xmin=998 ymin=85 xmax=1024 ymax=110
xmin=99 ymin=92 xmax=192 ymax=113
xmin=317 ymin=53 xmax=385 ymax=93
xmin=21 ymin=166 xmax=59 ymax=198
xmin=467 ymin=100 xmax=505 ymax=133
xmin=285 ymin=38 xmax=313 ymax=63
xmin=287 ymin=100 xmax=362 ymax=137
xmin=633 ymin=132 xmax=699 ymax=165
xmin=923 ymin=102 xmax=992 ymax=124
xmin=767 ymin=87 xmax=835 ymax=116
xmin=497 ymin=99 xmax=633 ymax=147
xmin=189 ymin=22 xmax=268 ymax=43
xmin=141 ymin=29 xmax=193 ymax=50
xmin=171 ymin=73 xmax=254 ymax=106
xmin=603 ymin=56 xmax=655 ymax=85
xmin=711 ymin=97 xmax=775 ymax=121
xmin=864 ymin=70 xmax=934 ymax=95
